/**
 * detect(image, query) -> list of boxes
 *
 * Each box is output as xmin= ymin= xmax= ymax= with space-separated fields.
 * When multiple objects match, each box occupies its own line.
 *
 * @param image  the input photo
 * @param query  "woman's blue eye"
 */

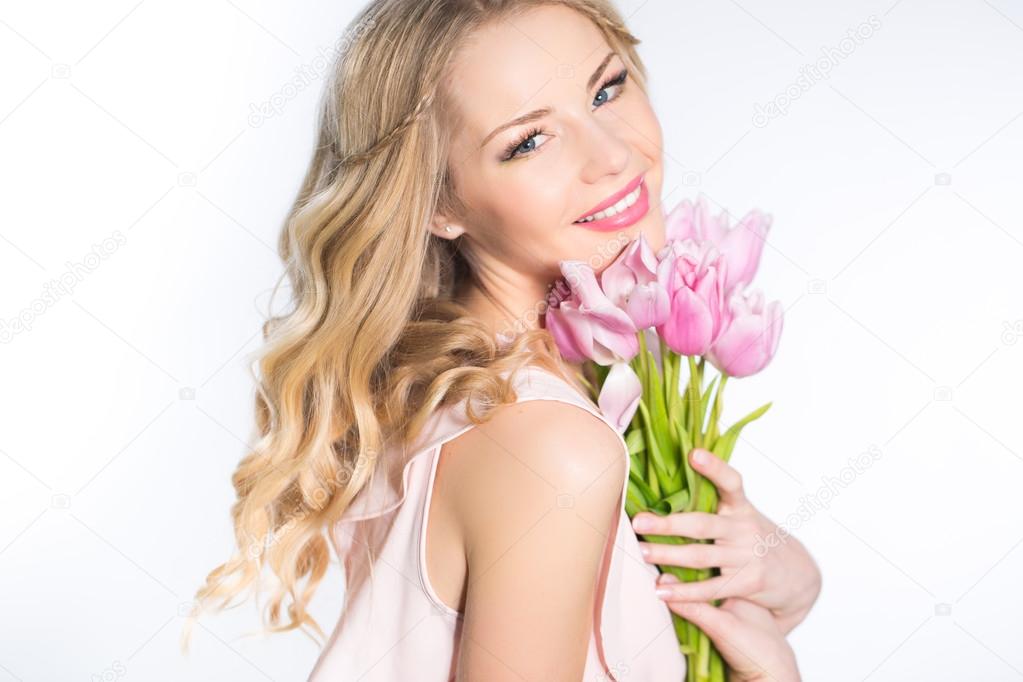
xmin=593 ymin=69 xmax=628 ymax=108
xmin=503 ymin=127 xmax=545 ymax=160
xmin=501 ymin=69 xmax=628 ymax=161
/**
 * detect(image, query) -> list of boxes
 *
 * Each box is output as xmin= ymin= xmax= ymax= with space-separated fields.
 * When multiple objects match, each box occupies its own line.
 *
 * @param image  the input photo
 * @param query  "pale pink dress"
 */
xmin=307 ymin=363 xmax=687 ymax=681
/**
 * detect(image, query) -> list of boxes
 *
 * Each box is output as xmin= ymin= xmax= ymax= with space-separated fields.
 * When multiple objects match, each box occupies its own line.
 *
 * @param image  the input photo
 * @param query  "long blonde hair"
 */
xmin=183 ymin=0 xmax=649 ymax=650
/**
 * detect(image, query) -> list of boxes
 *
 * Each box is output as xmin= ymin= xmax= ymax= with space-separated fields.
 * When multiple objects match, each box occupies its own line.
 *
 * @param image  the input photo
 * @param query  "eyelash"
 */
xmin=501 ymin=68 xmax=629 ymax=162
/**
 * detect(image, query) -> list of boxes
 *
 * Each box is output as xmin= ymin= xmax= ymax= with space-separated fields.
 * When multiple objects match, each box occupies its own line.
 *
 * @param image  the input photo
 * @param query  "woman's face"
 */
xmin=435 ymin=4 xmax=666 ymax=290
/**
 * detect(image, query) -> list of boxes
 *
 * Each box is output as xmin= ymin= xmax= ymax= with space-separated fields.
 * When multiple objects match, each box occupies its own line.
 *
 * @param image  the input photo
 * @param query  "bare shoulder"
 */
xmin=441 ymin=398 xmax=627 ymax=529
xmin=439 ymin=399 xmax=629 ymax=679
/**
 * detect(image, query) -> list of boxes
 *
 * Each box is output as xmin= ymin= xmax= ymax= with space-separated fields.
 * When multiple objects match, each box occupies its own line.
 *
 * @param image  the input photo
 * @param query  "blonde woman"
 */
xmin=185 ymin=1 xmax=821 ymax=680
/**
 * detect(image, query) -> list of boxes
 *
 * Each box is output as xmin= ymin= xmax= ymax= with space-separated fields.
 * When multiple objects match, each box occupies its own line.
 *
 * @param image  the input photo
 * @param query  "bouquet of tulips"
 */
xmin=544 ymin=195 xmax=783 ymax=682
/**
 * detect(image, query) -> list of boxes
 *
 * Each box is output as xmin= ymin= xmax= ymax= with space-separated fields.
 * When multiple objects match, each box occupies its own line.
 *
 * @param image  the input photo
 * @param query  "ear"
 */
xmin=428 ymin=213 xmax=465 ymax=240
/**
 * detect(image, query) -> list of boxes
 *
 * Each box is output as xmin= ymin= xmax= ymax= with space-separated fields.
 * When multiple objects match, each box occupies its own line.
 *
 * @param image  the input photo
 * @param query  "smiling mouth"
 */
xmin=573 ymin=173 xmax=645 ymax=223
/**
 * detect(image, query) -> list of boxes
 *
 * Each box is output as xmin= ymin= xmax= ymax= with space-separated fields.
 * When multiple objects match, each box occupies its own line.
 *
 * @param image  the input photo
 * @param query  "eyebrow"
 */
xmin=478 ymin=50 xmax=618 ymax=149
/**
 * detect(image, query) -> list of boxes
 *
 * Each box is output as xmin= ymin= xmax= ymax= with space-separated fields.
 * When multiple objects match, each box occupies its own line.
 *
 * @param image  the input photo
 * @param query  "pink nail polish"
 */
xmin=655 ymin=587 xmax=672 ymax=599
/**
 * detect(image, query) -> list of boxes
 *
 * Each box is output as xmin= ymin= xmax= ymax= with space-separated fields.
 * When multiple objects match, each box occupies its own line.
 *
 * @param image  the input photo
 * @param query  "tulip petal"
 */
xmin=545 ymin=307 xmax=589 ymax=363
xmin=561 ymin=260 xmax=635 ymax=333
xmin=659 ymin=287 xmax=714 ymax=356
xmin=597 ymin=362 xmax=642 ymax=432
xmin=664 ymin=198 xmax=697 ymax=244
xmin=706 ymin=294 xmax=783 ymax=377
xmin=719 ymin=210 xmax=770 ymax=295
xmin=625 ymin=282 xmax=670 ymax=329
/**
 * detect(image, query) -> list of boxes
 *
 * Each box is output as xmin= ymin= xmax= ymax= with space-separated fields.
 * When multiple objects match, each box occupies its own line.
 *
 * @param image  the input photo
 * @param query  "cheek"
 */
xmin=623 ymin=96 xmax=663 ymax=160
xmin=490 ymin=182 xmax=624 ymax=273
xmin=462 ymin=171 xmax=573 ymax=278
xmin=488 ymin=170 xmax=572 ymax=235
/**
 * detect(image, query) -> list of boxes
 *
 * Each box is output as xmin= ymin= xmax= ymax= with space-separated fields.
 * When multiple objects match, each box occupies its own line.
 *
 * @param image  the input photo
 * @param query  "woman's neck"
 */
xmin=460 ymin=281 xmax=596 ymax=402
xmin=459 ymin=279 xmax=545 ymax=341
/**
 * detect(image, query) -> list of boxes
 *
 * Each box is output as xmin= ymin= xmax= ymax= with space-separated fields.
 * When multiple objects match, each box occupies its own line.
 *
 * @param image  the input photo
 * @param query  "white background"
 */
xmin=2 ymin=0 xmax=1022 ymax=680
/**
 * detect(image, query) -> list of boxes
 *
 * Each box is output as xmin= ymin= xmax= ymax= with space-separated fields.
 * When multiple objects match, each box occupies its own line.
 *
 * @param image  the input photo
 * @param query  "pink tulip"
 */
xmin=655 ymin=239 xmax=727 ymax=357
xmin=597 ymin=362 xmax=643 ymax=432
xmin=705 ymin=288 xmax=783 ymax=378
xmin=545 ymin=260 xmax=639 ymax=365
xmin=601 ymin=233 xmax=670 ymax=329
xmin=665 ymin=194 xmax=771 ymax=296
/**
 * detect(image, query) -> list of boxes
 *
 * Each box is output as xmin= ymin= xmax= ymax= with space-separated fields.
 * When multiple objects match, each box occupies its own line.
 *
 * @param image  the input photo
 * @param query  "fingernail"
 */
xmin=655 ymin=587 xmax=672 ymax=599
xmin=658 ymin=572 xmax=679 ymax=585
xmin=632 ymin=515 xmax=652 ymax=532
xmin=639 ymin=543 xmax=651 ymax=559
xmin=692 ymin=449 xmax=708 ymax=465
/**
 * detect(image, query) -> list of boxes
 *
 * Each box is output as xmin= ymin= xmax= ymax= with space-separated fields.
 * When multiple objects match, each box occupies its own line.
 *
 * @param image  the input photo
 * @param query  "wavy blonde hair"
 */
xmin=182 ymin=0 xmax=649 ymax=650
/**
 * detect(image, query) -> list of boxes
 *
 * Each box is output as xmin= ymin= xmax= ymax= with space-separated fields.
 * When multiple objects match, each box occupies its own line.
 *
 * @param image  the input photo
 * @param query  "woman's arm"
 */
xmin=444 ymin=400 xmax=628 ymax=681
xmin=633 ymin=448 xmax=822 ymax=634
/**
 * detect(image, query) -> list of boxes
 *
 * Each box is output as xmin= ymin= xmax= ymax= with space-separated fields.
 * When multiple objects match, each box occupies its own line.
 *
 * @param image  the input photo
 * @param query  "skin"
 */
xmin=427 ymin=5 xmax=819 ymax=679
xmin=430 ymin=4 xmax=666 ymax=340
xmin=638 ymin=449 xmax=822 ymax=639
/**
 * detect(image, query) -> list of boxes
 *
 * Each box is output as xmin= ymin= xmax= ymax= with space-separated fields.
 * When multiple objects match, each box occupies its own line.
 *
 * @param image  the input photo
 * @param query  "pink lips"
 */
xmin=573 ymin=174 xmax=650 ymax=232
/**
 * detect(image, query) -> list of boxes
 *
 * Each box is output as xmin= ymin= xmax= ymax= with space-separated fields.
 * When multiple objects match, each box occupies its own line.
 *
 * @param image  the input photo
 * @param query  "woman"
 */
xmin=185 ymin=1 xmax=821 ymax=680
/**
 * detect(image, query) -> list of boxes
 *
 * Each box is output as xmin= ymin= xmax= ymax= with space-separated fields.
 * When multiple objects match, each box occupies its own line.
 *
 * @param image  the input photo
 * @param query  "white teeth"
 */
xmin=577 ymin=184 xmax=642 ymax=223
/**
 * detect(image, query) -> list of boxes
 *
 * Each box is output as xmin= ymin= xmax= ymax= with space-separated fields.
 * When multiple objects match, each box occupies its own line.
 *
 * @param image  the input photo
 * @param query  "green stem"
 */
xmin=575 ymin=370 xmax=598 ymax=401
xmin=688 ymin=355 xmax=702 ymax=449
xmin=638 ymin=330 xmax=651 ymax=415
xmin=707 ymin=374 xmax=728 ymax=446
xmin=697 ymin=629 xmax=711 ymax=681
xmin=710 ymin=645 xmax=725 ymax=681
xmin=636 ymin=400 xmax=662 ymax=500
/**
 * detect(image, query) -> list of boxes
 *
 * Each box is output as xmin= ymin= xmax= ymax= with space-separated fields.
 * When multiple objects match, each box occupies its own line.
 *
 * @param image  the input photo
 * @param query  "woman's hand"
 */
xmin=632 ymin=448 xmax=822 ymax=634
xmin=659 ymin=573 xmax=801 ymax=682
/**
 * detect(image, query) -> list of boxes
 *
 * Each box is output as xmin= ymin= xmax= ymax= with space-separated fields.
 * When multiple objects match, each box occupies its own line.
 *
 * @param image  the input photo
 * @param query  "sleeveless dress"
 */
xmin=307 ymin=363 xmax=687 ymax=681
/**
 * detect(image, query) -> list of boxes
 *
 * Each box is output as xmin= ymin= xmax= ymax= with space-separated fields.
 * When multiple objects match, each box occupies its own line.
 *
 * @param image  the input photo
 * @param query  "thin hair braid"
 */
xmin=338 ymin=90 xmax=438 ymax=168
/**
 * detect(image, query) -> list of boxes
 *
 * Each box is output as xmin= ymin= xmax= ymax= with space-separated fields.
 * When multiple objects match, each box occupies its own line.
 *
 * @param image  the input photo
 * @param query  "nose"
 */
xmin=577 ymin=116 xmax=631 ymax=185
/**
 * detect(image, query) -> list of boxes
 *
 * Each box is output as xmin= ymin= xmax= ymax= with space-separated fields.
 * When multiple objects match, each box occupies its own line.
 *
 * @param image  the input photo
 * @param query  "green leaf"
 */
xmin=694 ymin=472 xmax=720 ymax=514
xmin=732 ymin=400 xmax=772 ymax=430
xmin=666 ymin=353 xmax=687 ymax=452
xmin=713 ymin=401 xmax=772 ymax=463
xmin=696 ymin=374 xmax=718 ymax=435
xmin=625 ymin=428 xmax=646 ymax=456
xmin=664 ymin=351 xmax=680 ymax=450
xmin=646 ymin=354 xmax=678 ymax=479
xmin=706 ymin=373 xmax=728 ymax=445
xmin=678 ymin=426 xmax=692 ymax=458
xmin=629 ymin=466 xmax=658 ymax=503
xmin=629 ymin=450 xmax=644 ymax=478
xmin=625 ymin=479 xmax=648 ymax=517
xmin=652 ymin=488 xmax=690 ymax=515
xmin=637 ymin=400 xmax=675 ymax=495
xmin=711 ymin=429 xmax=739 ymax=463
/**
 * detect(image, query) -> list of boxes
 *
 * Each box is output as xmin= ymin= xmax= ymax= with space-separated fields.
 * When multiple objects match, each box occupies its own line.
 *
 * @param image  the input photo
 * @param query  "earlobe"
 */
xmin=431 ymin=219 xmax=463 ymax=239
